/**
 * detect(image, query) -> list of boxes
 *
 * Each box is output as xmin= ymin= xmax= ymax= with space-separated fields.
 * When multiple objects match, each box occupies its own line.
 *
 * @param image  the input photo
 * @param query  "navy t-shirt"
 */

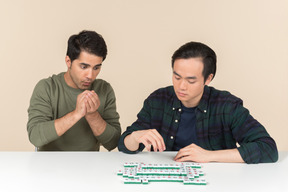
xmin=173 ymin=106 xmax=198 ymax=151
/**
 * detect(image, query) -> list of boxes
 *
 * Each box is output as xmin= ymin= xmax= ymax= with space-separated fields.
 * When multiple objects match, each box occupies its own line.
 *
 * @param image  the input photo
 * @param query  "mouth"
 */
xmin=177 ymin=92 xmax=187 ymax=97
xmin=83 ymin=82 xmax=91 ymax=86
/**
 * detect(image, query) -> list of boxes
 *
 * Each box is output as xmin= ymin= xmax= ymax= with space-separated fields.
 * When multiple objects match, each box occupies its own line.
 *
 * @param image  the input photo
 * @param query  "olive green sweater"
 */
xmin=27 ymin=72 xmax=121 ymax=151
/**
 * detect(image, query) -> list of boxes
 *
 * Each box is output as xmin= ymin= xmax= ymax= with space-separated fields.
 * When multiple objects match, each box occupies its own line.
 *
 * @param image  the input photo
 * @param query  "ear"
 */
xmin=65 ymin=56 xmax=72 ymax=69
xmin=204 ymin=74 xmax=214 ymax=85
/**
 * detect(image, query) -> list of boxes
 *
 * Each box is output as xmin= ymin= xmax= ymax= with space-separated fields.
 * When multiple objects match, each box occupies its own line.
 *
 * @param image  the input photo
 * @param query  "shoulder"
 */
xmin=34 ymin=73 xmax=63 ymax=92
xmin=203 ymin=86 xmax=245 ymax=115
xmin=145 ymin=86 xmax=175 ymax=105
xmin=92 ymin=79 xmax=114 ymax=94
xmin=149 ymin=86 xmax=175 ymax=98
xmin=206 ymin=86 xmax=243 ymax=104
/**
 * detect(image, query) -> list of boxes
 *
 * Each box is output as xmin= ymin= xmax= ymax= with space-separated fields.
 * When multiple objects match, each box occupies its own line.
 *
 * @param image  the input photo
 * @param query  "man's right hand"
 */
xmin=75 ymin=91 xmax=90 ymax=118
xmin=55 ymin=91 xmax=92 ymax=137
xmin=125 ymin=129 xmax=166 ymax=152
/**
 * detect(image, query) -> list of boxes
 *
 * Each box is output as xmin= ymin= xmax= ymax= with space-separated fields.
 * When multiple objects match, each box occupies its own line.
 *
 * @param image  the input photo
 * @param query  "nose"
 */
xmin=86 ymin=69 xmax=93 ymax=80
xmin=179 ymin=79 xmax=187 ymax=90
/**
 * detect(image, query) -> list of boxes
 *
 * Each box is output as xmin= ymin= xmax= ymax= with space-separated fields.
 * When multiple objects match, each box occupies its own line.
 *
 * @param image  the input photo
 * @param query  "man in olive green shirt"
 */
xmin=27 ymin=30 xmax=121 ymax=151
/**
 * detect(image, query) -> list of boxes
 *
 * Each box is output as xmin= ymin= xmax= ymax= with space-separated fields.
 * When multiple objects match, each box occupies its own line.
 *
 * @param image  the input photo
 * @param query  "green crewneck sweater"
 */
xmin=27 ymin=72 xmax=121 ymax=151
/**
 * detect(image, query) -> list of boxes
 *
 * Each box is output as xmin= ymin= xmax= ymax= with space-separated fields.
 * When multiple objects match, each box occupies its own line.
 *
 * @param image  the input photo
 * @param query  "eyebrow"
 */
xmin=173 ymin=71 xmax=197 ymax=80
xmin=80 ymin=63 xmax=102 ymax=67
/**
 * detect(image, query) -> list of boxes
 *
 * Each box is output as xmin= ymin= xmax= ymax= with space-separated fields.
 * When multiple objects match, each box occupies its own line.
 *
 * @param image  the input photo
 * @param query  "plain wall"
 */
xmin=0 ymin=0 xmax=287 ymax=151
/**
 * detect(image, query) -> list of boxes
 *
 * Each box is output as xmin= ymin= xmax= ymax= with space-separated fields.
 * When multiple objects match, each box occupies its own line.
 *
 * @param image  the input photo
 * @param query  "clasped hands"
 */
xmin=131 ymin=129 xmax=210 ymax=163
xmin=75 ymin=90 xmax=100 ymax=118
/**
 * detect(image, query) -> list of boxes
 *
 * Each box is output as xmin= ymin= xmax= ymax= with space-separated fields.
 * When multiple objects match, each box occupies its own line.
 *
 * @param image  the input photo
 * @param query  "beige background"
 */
xmin=0 ymin=0 xmax=287 ymax=151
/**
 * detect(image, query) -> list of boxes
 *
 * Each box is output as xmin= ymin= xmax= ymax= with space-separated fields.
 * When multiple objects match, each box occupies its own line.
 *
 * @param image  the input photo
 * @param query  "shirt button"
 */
xmin=175 ymin=120 xmax=178 ymax=123
xmin=178 ymin=108 xmax=182 ymax=112
xmin=204 ymin=110 xmax=207 ymax=113
xmin=170 ymin=136 xmax=174 ymax=139
xmin=172 ymin=107 xmax=175 ymax=110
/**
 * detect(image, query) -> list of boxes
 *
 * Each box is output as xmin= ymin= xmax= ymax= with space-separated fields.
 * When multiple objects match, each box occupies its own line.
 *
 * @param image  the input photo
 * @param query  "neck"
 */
xmin=64 ymin=71 xmax=76 ymax=88
xmin=181 ymin=100 xmax=200 ymax=108
xmin=181 ymin=89 xmax=204 ymax=108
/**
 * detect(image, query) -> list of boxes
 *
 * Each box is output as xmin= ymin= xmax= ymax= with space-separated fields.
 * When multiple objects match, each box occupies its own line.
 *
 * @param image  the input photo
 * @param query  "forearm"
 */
xmin=238 ymin=139 xmax=278 ymax=163
xmin=124 ymin=133 xmax=140 ymax=152
xmin=229 ymin=101 xmax=278 ymax=163
xmin=208 ymin=148 xmax=244 ymax=163
xmin=85 ymin=111 xmax=107 ymax=136
xmin=54 ymin=110 xmax=82 ymax=136
xmin=27 ymin=120 xmax=59 ymax=148
xmin=118 ymin=129 xmax=144 ymax=154
xmin=86 ymin=111 xmax=121 ymax=151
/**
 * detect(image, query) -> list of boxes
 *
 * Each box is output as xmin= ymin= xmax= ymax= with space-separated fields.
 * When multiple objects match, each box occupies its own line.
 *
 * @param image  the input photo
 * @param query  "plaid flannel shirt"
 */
xmin=118 ymin=85 xmax=278 ymax=164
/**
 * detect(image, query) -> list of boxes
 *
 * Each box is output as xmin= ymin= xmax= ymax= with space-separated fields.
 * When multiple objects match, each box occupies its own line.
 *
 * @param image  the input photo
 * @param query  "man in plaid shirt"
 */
xmin=118 ymin=42 xmax=278 ymax=164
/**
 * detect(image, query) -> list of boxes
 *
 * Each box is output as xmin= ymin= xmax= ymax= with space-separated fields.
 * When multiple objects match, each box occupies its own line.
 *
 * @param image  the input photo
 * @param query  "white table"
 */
xmin=0 ymin=151 xmax=287 ymax=192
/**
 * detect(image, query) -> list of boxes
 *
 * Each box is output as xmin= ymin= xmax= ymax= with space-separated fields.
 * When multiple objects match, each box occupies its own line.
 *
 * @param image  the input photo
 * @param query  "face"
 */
xmin=64 ymin=51 xmax=103 ymax=90
xmin=172 ymin=58 xmax=212 ymax=108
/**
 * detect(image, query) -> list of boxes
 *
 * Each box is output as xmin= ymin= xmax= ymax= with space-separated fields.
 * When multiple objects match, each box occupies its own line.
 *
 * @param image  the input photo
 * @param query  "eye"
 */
xmin=188 ymin=81 xmax=196 ymax=84
xmin=81 ymin=65 xmax=87 ymax=69
xmin=93 ymin=66 xmax=100 ymax=70
xmin=174 ymin=76 xmax=180 ymax=80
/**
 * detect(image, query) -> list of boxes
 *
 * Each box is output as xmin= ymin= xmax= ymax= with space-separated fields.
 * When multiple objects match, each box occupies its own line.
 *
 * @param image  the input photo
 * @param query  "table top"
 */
xmin=0 ymin=151 xmax=287 ymax=192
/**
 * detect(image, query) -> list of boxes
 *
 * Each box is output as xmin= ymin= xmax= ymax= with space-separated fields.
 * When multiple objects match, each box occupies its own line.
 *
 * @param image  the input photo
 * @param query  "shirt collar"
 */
xmin=197 ymin=85 xmax=210 ymax=113
xmin=171 ymin=85 xmax=210 ymax=113
xmin=172 ymin=89 xmax=182 ymax=111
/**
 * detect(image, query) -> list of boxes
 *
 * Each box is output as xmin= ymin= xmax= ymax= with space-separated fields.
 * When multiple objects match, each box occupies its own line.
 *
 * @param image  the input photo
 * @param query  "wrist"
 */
xmin=130 ymin=132 xmax=140 ymax=144
xmin=205 ymin=150 xmax=214 ymax=162
xmin=124 ymin=133 xmax=140 ymax=151
xmin=85 ymin=110 xmax=99 ymax=120
xmin=72 ymin=110 xmax=84 ymax=121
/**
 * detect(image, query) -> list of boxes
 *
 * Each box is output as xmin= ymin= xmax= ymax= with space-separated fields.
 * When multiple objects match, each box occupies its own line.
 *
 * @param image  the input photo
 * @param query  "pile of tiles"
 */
xmin=117 ymin=162 xmax=207 ymax=185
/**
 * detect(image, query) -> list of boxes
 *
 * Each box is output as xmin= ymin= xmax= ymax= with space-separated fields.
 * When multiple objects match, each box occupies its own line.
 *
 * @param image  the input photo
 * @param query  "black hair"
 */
xmin=66 ymin=30 xmax=107 ymax=62
xmin=171 ymin=42 xmax=217 ymax=82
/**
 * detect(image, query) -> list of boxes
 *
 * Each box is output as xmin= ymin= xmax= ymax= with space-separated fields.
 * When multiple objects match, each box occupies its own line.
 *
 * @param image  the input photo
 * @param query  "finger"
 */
xmin=87 ymin=91 xmax=97 ymax=101
xmin=80 ymin=90 xmax=90 ymax=97
xmin=145 ymin=132 xmax=161 ymax=152
xmin=139 ymin=134 xmax=159 ymax=152
xmin=151 ymin=129 xmax=166 ymax=150
xmin=78 ymin=91 xmax=89 ymax=103
xmin=77 ymin=94 xmax=87 ymax=109
xmin=152 ymin=130 xmax=166 ymax=151
xmin=85 ymin=100 xmax=92 ymax=113
xmin=135 ymin=130 xmax=162 ymax=152
xmin=174 ymin=148 xmax=190 ymax=161
xmin=92 ymin=92 xmax=100 ymax=108
xmin=85 ymin=92 xmax=99 ymax=111
xmin=148 ymin=130 xmax=165 ymax=151
xmin=145 ymin=144 xmax=152 ymax=152
xmin=85 ymin=95 xmax=94 ymax=111
xmin=174 ymin=151 xmax=183 ymax=161
xmin=86 ymin=91 xmax=100 ymax=109
xmin=79 ymin=98 xmax=87 ymax=115
xmin=174 ymin=155 xmax=191 ymax=162
xmin=174 ymin=149 xmax=190 ymax=161
xmin=88 ymin=91 xmax=99 ymax=101
xmin=148 ymin=137 xmax=158 ymax=152
xmin=140 ymin=139 xmax=151 ymax=152
xmin=140 ymin=135 xmax=157 ymax=151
